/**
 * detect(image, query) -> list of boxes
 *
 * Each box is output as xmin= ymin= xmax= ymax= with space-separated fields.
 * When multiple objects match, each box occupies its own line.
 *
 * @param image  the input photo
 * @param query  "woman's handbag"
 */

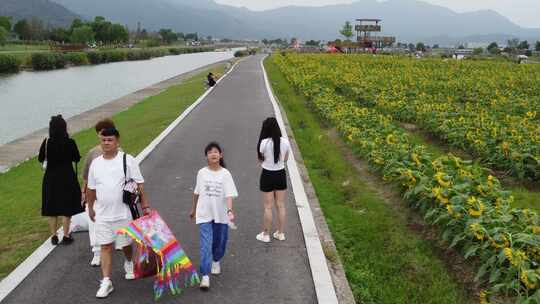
xmin=122 ymin=153 xmax=141 ymax=219
xmin=42 ymin=138 xmax=48 ymax=170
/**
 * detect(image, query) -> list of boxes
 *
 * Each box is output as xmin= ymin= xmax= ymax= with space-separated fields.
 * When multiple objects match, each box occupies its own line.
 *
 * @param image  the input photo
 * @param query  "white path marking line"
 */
xmin=0 ymin=59 xmax=242 ymax=303
xmin=260 ymin=57 xmax=339 ymax=304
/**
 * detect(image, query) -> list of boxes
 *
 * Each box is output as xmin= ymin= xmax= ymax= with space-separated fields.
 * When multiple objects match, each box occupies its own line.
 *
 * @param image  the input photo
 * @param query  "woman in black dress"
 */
xmin=38 ymin=115 xmax=83 ymax=245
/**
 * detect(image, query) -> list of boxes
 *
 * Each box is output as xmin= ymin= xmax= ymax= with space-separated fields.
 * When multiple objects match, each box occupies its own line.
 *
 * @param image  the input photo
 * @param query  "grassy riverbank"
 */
xmin=264 ymin=56 xmax=473 ymax=304
xmin=0 ymin=64 xmax=225 ymax=279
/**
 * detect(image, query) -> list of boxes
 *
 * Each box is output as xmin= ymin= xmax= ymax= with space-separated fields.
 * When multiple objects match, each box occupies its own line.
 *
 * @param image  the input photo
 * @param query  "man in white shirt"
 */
xmin=87 ymin=128 xmax=151 ymax=299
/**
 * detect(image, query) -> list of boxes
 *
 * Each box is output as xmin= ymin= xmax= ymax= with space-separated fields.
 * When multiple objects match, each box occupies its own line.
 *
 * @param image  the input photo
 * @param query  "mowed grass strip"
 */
xmin=264 ymin=57 xmax=471 ymax=304
xmin=0 ymin=64 xmax=225 ymax=279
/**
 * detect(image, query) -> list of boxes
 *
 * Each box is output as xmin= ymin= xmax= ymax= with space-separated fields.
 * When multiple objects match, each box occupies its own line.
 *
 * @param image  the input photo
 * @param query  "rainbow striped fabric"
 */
xmin=117 ymin=210 xmax=199 ymax=300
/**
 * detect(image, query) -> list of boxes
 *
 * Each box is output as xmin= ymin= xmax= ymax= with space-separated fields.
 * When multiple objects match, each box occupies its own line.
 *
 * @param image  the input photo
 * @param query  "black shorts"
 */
xmin=260 ymin=169 xmax=287 ymax=192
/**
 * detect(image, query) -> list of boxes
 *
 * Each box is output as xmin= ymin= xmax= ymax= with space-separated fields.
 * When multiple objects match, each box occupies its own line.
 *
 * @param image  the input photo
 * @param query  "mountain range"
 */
xmin=2 ymin=0 xmax=540 ymax=44
xmin=0 ymin=0 xmax=79 ymax=28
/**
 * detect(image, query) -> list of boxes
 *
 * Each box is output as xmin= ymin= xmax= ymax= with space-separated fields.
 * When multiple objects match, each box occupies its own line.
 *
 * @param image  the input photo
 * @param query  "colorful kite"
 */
xmin=117 ymin=210 xmax=199 ymax=300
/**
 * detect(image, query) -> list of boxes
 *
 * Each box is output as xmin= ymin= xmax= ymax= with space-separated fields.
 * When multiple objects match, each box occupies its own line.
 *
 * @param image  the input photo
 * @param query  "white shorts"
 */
xmin=95 ymin=219 xmax=132 ymax=249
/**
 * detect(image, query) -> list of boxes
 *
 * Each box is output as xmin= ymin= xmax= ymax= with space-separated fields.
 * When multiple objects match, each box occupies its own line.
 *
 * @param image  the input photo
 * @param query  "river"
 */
xmin=0 ymin=50 xmax=235 ymax=145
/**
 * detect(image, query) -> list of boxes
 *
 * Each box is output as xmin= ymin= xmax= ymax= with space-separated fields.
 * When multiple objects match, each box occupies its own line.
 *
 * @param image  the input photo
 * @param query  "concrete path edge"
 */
xmin=0 ymin=59 xmax=243 ymax=303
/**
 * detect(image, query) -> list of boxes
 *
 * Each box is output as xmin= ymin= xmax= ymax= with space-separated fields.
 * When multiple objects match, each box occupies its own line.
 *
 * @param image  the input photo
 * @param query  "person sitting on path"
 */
xmin=38 ymin=115 xmax=83 ymax=246
xmin=189 ymin=142 xmax=238 ymax=290
xmin=207 ymin=72 xmax=216 ymax=87
xmin=81 ymin=118 xmax=117 ymax=267
xmin=256 ymin=117 xmax=290 ymax=243
xmin=87 ymin=128 xmax=151 ymax=299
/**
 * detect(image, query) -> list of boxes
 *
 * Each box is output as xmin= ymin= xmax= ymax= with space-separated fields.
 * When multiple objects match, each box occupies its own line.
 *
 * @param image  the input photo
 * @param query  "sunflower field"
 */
xmin=272 ymin=53 xmax=540 ymax=302
xmin=280 ymin=54 xmax=540 ymax=181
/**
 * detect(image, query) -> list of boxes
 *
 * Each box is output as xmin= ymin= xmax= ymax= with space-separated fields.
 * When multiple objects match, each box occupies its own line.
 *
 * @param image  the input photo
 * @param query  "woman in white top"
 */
xmin=256 ymin=117 xmax=290 ymax=243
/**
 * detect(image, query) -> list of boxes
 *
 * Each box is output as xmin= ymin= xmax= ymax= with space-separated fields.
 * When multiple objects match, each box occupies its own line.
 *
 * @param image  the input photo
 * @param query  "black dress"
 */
xmin=38 ymin=137 xmax=83 ymax=217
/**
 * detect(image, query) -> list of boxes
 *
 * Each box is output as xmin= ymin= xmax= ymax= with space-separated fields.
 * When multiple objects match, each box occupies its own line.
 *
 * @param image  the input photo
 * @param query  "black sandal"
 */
xmin=60 ymin=235 xmax=74 ymax=245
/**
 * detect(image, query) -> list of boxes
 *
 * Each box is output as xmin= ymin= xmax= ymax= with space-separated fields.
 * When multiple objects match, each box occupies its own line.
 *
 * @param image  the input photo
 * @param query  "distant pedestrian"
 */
xmin=86 ymin=127 xmax=151 ymax=298
xmin=38 ymin=115 xmax=83 ymax=246
xmin=189 ymin=142 xmax=238 ymax=290
xmin=207 ymin=72 xmax=216 ymax=87
xmin=255 ymin=117 xmax=290 ymax=243
xmin=81 ymin=118 xmax=117 ymax=267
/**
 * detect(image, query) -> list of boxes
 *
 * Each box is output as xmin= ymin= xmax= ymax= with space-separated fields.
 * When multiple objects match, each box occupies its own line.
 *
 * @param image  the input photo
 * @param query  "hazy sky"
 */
xmin=214 ymin=0 xmax=540 ymax=28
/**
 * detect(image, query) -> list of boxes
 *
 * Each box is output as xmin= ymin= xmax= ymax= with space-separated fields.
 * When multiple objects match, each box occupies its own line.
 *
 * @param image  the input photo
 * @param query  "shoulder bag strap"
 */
xmin=44 ymin=138 xmax=48 ymax=162
xmin=123 ymin=152 xmax=127 ymax=185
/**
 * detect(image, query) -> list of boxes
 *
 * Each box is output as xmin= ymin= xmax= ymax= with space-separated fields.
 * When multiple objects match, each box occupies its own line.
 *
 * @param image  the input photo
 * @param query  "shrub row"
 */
xmin=0 ymin=54 xmax=22 ymax=73
xmin=1 ymin=47 xmax=215 ymax=73
xmin=31 ymin=53 xmax=66 ymax=70
xmin=234 ymin=49 xmax=258 ymax=58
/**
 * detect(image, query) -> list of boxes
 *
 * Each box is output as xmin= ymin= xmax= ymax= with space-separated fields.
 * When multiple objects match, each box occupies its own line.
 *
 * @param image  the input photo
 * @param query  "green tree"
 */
xmin=14 ymin=19 xmax=31 ymax=40
xmin=70 ymin=18 xmax=85 ymax=32
xmin=91 ymin=17 xmax=113 ymax=43
xmin=416 ymin=42 xmax=426 ymax=52
xmin=487 ymin=42 xmax=500 ymax=54
xmin=0 ymin=26 xmax=8 ymax=46
xmin=536 ymin=41 xmax=540 ymax=52
xmin=432 ymin=44 xmax=439 ymax=49
xmin=0 ymin=16 xmax=12 ymax=31
xmin=507 ymin=38 xmax=519 ymax=49
xmin=108 ymin=24 xmax=128 ymax=43
xmin=339 ymin=21 xmax=353 ymax=41
xmin=473 ymin=47 xmax=484 ymax=55
xmin=70 ymin=25 xmax=95 ymax=44
xmin=518 ymin=40 xmax=530 ymax=50
xmin=29 ymin=18 xmax=45 ymax=40
xmin=49 ymin=28 xmax=70 ymax=43
xmin=159 ymin=28 xmax=177 ymax=44
xmin=138 ymin=28 xmax=148 ymax=40
xmin=185 ymin=33 xmax=198 ymax=41
xmin=305 ymin=40 xmax=321 ymax=46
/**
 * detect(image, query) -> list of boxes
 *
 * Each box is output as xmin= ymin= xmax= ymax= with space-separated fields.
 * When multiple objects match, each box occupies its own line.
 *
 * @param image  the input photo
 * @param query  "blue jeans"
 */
xmin=199 ymin=221 xmax=228 ymax=275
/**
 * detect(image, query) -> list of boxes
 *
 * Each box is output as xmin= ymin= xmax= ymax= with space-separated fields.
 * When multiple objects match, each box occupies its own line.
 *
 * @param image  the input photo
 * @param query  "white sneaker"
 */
xmin=90 ymin=253 xmax=101 ymax=267
xmin=211 ymin=261 xmax=221 ymax=275
xmin=273 ymin=231 xmax=286 ymax=241
xmin=200 ymin=275 xmax=210 ymax=290
xmin=96 ymin=278 xmax=114 ymax=298
xmin=124 ymin=260 xmax=135 ymax=280
xmin=256 ymin=232 xmax=270 ymax=243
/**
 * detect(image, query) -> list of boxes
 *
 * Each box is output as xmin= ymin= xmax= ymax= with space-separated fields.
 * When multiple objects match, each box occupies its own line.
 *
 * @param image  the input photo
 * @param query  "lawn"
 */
xmin=0 ymin=44 xmax=50 ymax=52
xmin=0 ymin=64 xmax=225 ymax=279
xmin=264 ymin=56 xmax=473 ymax=304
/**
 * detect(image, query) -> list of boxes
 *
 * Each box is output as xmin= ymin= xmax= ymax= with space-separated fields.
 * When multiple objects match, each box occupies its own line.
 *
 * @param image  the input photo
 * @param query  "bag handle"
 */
xmin=44 ymin=138 xmax=48 ymax=162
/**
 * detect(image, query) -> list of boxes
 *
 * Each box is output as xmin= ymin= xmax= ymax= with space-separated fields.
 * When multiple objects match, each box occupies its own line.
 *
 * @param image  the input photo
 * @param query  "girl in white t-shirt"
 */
xmin=256 ymin=117 xmax=290 ymax=243
xmin=190 ymin=142 xmax=238 ymax=290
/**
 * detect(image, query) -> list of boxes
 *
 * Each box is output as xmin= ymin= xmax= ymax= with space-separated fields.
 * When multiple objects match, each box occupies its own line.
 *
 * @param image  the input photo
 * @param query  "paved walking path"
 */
xmin=1 ymin=55 xmax=318 ymax=304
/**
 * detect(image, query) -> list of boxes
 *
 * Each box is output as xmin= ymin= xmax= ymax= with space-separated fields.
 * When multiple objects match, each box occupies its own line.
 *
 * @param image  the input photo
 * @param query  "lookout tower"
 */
xmin=355 ymin=19 xmax=395 ymax=48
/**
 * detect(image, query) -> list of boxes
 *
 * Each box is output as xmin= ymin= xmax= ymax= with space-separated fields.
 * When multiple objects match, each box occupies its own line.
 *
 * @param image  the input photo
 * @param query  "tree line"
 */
xmin=0 ymin=16 xmax=129 ymax=45
xmin=0 ymin=15 xmax=201 ymax=46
